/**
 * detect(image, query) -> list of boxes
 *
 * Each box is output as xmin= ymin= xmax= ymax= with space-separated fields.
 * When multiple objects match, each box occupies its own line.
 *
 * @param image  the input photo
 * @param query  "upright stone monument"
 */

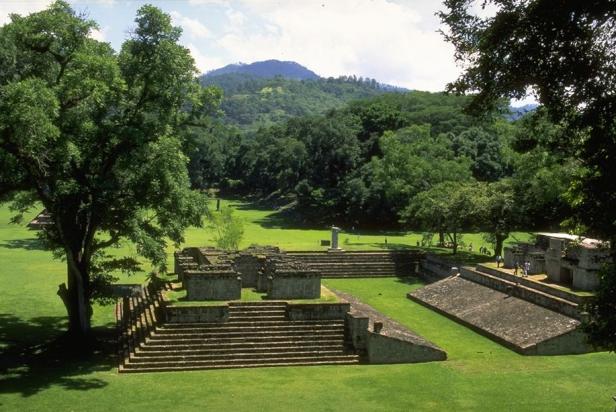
xmin=329 ymin=226 xmax=342 ymax=251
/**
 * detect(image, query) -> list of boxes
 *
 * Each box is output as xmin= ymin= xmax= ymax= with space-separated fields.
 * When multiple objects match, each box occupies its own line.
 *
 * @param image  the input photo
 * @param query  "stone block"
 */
xmin=184 ymin=270 xmax=241 ymax=300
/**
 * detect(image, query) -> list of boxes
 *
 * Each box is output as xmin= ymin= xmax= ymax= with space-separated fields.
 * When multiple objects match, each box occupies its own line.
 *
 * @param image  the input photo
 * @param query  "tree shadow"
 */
xmin=394 ymin=276 xmax=424 ymax=287
xmin=0 ymin=314 xmax=114 ymax=397
xmin=0 ymin=238 xmax=47 ymax=251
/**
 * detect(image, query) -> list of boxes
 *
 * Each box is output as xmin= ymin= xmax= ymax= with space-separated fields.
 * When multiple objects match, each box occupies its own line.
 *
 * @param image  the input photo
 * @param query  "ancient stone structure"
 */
xmin=503 ymin=232 xmax=609 ymax=291
xmin=174 ymin=246 xmax=321 ymax=300
xmin=27 ymin=209 xmax=53 ymax=230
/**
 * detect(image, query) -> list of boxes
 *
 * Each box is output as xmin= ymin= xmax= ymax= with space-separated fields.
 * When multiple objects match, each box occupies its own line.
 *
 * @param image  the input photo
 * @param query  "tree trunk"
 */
xmin=438 ymin=231 xmax=445 ymax=247
xmin=494 ymin=234 xmax=505 ymax=257
xmin=58 ymin=255 xmax=92 ymax=338
xmin=452 ymin=232 xmax=458 ymax=255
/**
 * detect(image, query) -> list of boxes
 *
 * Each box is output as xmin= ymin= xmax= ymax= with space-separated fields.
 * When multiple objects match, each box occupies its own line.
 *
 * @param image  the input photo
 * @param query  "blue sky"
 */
xmin=0 ymin=0 xmax=536 ymax=104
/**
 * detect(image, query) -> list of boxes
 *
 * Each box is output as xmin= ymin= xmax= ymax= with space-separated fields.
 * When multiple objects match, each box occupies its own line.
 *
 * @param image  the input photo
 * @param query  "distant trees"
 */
xmin=404 ymin=181 xmax=483 ymax=255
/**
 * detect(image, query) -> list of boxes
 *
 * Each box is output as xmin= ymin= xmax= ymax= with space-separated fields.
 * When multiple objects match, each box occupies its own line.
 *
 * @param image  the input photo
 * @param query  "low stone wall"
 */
xmin=366 ymin=332 xmax=447 ymax=364
xmin=267 ymin=270 xmax=321 ymax=299
xmin=420 ymin=254 xmax=460 ymax=281
xmin=164 ymin=305 xmax=229 ymax=323
xmin=286 ymin=302 xmax=351 ymax=320
xmin=184 ymin=270 xmax=241 ymax=300
xmin=476 ymin=264 xmax=590 ymax=305
xmin=460 ymin=267 xmax=580 ymax=318
xmin=345 ymin=313 xmax=369 ymax=351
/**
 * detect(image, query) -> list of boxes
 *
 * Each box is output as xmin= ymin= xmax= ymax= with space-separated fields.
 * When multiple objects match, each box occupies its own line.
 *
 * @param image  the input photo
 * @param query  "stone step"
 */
xmin=150 ymin=325 xmax=343 ymax=339
xmin=158 ymin=320 xmax=344 ymax=329
xmin=148 ymin=329 xmax=344 ymax=341
xmin=228 ymin=309 xmax=286 ymax=315
xmin=119 ymin=358 xmax=360 ymax=373
xmin=228 ymin=302 xmax=287 ymax=307
xmin=139 ymin=335 xmax=345 ymax=351
xmin=136 ymin=341 xmax=345 ymax=355
xmin=121 ymin=354 xmax=360 ymax=371
xmin=154 ymin=324 xmax=344 ymax=335
xmin=145 ymin=334 xmax=345 ymax=347
xmin=130 ymin=349 xmax=349 ymax=363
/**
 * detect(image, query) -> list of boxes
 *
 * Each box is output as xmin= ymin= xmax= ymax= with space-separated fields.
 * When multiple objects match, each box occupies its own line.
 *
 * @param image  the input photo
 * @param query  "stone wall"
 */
xmin=184 ymin=270 xmax=241 ymax=300
xmin=366 ymin=332 xmax=447 ymax=364
xmin=164 ymin=304 xmax=229 ymax=323
xmin=286 ymin=302 xmax=351 ymax=320
xmin=267 ymin=269 xmax=321 ymax=299
xmin=345 ymin=313 xmax=369 ymax=351
xmin=459 ymin=267 xmax=579 ymax=318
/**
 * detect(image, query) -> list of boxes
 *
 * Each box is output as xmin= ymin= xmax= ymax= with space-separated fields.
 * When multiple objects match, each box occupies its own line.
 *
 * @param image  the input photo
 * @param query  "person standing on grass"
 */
xmin=524 ymin=261 xmax=531 ymax=278
xmin=514 ymin=261 xmax=519 ymax=276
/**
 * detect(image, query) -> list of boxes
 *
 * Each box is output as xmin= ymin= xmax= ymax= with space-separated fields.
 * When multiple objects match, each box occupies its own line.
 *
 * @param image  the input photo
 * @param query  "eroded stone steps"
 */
xmin=130 ymin=348 xmax=350 ymax=362
xmin=157 ymin=321 xmax=344 ymax=330
xmin=147 ymin=329 xmax=344 ymax=342
xmin=119 ymin=358 xmax=360 ymax=373
xmin=135 ymin=342 xmax=345 ymax=355
xmin=121 ymin=354 xmax=360 ymax=371
xmin=139 ymin=335 xmax=345 ymax=350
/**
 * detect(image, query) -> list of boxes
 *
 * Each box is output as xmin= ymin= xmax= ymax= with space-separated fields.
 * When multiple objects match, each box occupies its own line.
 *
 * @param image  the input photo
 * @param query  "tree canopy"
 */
xmin=0 ymin=2 xmax=213 ymax=337
xmin=439 ymin=0 xmax=616 ymax=350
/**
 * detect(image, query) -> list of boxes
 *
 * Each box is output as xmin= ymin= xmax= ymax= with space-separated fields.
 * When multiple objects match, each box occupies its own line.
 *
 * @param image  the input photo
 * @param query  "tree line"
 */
xmin=186 ymin=91 xmax=578 ymax=256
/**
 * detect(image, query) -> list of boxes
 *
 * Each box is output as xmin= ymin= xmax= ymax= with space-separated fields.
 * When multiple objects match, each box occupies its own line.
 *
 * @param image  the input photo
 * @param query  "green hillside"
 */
xmin=200 ymin=73 xmax=398 ymax=130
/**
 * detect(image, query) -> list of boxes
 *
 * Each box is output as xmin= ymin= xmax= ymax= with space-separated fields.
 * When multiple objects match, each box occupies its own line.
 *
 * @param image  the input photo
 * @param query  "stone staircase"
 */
xmin=118 ymin=300 xmax=359 ymax=373
xmin=288 ymin=251 xmax=420 ymax=278
xmin=116 ymin=282 xmax=168 ymax=365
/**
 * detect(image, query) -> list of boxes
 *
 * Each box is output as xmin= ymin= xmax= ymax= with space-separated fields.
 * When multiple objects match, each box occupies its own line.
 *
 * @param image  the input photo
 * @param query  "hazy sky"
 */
xmin=0 ymin=0 xmax=535 ymax=104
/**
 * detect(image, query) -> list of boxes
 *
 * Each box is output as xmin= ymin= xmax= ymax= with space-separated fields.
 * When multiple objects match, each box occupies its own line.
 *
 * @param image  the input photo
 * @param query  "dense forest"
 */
xmin=200 ymin=72 xmax=404 ymax=130
xmin=185 ymin=88 xmax=578 ymax=253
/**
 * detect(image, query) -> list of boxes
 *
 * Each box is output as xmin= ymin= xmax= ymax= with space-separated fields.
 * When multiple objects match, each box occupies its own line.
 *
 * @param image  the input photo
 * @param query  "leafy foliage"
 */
xmin=439 ymin=0 xmax=616 ymax=349
xmin=208 ymin=207 xmax=245 ymax=250
xmin=0 ymin=2 xmax=213 ymax=336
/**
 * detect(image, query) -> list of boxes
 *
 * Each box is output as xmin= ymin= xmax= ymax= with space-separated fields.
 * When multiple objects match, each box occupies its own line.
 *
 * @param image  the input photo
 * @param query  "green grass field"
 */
xmin=0 ymin=201 xmax=614 ymax=411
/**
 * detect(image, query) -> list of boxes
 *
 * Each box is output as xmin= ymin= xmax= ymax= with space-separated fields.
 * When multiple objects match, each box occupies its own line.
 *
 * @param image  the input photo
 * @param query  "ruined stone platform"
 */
xmin=408 ymin=275 xmax=591 ymax=355
xmin=333 ymin=289 xmax=447 ymax=364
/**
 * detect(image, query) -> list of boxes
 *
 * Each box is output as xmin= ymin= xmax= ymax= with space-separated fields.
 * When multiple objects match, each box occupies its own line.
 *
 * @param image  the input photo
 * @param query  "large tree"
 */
xmin=0 ymin=2 xmax=212 ymax=338
xmin=439 ymin=0 xmax=616 ymax=350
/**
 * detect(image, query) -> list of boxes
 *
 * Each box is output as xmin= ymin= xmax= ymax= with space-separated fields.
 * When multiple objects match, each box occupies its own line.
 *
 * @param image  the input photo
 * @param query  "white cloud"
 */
xmin=188 ymin=0 xmax=230 ymax=5
xmin=211 ymin=0 xmax=459 ymax=91
xmin=89 ymin=25 xmax=108 ymax=42
xmin=187 ymin=43 xmax=224 ymax=74
xmin=170 ymin=11 xmax=212 ymax=39
xmin=0 ymin=1 xmax=52 ymax=26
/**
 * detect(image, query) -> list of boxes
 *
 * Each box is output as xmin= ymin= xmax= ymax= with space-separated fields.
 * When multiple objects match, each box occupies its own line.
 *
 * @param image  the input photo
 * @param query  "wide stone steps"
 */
xmin=287 ymin=252 xmax=417 ymax=278
xmin=129 ymin=348 xmax=349 ymax=362
xmin=138 ymin=335 xmax=346 ymax=351
xmin=120 ymin=298 xmax=358 ymax=373
xmin=136 ymin=341 xmax=345 ymax=355
xmin=119 ymin=358 xmax=360 ymax=373
xmin=158 ymin=320 xmax=344 ymax=329
xmin=121 ymin=354 xmax=359 ymax=370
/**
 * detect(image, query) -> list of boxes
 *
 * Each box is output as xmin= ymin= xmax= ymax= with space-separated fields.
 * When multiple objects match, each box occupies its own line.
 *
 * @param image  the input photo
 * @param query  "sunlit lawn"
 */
xmin=0 ymin=201 xmax=613 ymax=412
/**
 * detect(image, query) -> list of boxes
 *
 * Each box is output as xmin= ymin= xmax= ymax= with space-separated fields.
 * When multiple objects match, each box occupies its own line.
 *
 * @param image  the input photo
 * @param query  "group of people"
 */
xmin=495 ymin=255 xmax=531 ymax=277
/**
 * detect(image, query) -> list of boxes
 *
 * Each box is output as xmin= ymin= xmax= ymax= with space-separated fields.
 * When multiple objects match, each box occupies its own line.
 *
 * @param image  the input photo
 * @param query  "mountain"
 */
xmin=204 ymin=59 xmax=320 ymax=80
xmin=508 ymin=103 xmax=539 ymax=120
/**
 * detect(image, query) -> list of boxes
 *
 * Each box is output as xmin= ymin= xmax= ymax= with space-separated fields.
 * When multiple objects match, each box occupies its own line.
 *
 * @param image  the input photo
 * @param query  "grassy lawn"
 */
xmin=0 ymin=201 xmax=614 ymax=411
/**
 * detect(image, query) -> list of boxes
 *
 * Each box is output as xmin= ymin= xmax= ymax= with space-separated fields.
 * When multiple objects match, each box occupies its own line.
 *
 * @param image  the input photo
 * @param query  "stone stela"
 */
xmin=329 ymin=226 xmax=342 ymax=251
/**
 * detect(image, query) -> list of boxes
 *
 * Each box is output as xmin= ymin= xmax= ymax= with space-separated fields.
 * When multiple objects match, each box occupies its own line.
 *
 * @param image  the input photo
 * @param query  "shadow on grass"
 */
xmin=1 ymin=238 xmax=47 ymax=251
xmin=0 ymin=314 xmax=115 ymax=397
xmin=394 ymin=276 xmax=424 ymax=287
